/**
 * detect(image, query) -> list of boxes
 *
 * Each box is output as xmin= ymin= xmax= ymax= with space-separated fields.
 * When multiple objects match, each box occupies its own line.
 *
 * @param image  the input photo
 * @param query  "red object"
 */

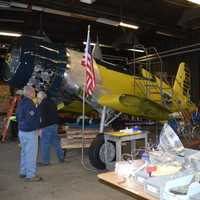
xmin=81 ymin=25 xmax=96 ymax=96
xmin=146 ymin=164 xmax=157 ymax=176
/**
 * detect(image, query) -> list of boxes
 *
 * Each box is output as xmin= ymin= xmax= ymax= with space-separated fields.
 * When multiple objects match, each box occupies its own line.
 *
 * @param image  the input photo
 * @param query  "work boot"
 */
xmin=19 ymin=174 xmax=26 ymax=179
xmin=59 ymin=158 xmax=65 ymax=163
xmin=37 ymin=162 xmax=49 ymax=167
xmin=25 ymin=176 xmax=43 ymax=182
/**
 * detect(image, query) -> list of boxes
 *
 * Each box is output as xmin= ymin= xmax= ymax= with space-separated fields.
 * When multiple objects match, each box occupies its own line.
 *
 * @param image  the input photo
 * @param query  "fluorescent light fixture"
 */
xmin=83 ymin=41 xmax=110 ymax=48
xmin=80 ymin=0 xmax=96 ymax=4
xmin=83 ymin=42 xmax=144 ymax=52
xmin=83 ymin=41 xmax=96 ymax=46
xmin=40 ymin=45 xmax=59 ymax=53
xmin=187 ymin=0 xmax=200 ymax=5
xmin=0 ymin=1 xmax=10 ymax=8
xmin=96 ymin=19 xmax=139 ymax=29
xmin=96 ymin=18 xmax=118 ymax=26
xmin=0 ymin=43 xmax=9 ymax=49
xmin=128 ymin=48 xmax=144 ymax=53
xmin=0 ymin=31 xmax=22 ymax=37
xmin=156 ymin=31 xmax=176 ymax=38
xmin=119 ymin=22 xmax=139 ymax=30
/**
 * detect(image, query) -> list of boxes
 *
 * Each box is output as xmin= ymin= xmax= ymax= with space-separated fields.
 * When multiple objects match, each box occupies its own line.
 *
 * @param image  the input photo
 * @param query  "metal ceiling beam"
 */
xmin=0 ymin=18 xmax=24 ymax=23
xmin=0 ymin=1 xmax=185 ymax=38
xmin=128 ymin=42 xmax=200 ymax=63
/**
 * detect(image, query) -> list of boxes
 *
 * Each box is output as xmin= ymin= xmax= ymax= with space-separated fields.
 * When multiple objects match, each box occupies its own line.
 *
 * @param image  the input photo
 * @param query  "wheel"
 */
xmin=88 ymin=134 xmax=116 ymax=170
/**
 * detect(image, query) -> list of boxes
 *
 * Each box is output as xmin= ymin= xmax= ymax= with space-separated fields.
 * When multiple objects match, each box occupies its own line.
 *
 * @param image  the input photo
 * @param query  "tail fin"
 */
xmin=173 ymin=62 xmax=191 ymax=103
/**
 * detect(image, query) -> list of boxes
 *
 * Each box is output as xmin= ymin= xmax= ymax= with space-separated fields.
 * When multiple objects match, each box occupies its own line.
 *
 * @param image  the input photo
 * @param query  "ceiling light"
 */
xmin=96 ymin=19 xmax=139 ymax=29
xmin=0 ymin=43 xmax=9 ymax=49
xmin=119 ymin=22 xmax=139 ymax=30
xmin=0 ymin=31 xmax=22 ymax=37
xmin=83 ymin=42 xmax=144 ymax=52
xmin=128 ymin=48 xmax=144 ymax=53
xmin=83 ymin=41 xmax=111 ymax=48
xmin=0 ymin=1 xmax=10 ymax=8
xmin=83 ymin=41 xmax=96 ymax=46
xmin=156 ymin=31 xmax=176 ymax=38
xmin=96 ymin=18 xmax=118 ymax=26
xmin=187 ymin=0 xmax=200 ymax=5
xmin=80 ymin=0 xmax=96 ymax=4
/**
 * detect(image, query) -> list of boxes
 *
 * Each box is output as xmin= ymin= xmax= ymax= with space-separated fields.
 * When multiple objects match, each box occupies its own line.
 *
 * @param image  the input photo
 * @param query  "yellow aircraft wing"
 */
xmin=61 ymin=100 xmax=93 ymax=114
xmin=99 ymin=94 xmax=170 ymax=120
xmin=93 ymin=50 xmax=195 ymax=121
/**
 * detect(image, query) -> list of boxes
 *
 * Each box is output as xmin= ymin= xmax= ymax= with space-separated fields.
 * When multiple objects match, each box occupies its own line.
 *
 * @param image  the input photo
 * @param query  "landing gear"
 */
xmin=88 ymin=134 xmax=116 ymax=170
xmin=89 ymin=106 xmax=119 ymax=169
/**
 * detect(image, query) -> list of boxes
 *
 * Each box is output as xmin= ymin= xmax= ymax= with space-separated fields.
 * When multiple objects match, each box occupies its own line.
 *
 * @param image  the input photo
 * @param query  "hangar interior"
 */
xmin=1 ymin=0 xmax=200 ymax=100
xmin=1 ymin=1 xmax=200 ymax=200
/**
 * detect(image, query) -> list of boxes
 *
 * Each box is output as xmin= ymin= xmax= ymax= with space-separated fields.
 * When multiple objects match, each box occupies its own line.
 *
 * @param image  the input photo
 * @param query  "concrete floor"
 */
xmin=0 ymin=142 xmax=136 ymax=200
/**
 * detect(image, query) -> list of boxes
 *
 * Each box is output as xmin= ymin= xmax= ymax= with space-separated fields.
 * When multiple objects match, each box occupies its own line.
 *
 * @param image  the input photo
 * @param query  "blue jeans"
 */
xmin=40 ymin=124 xmax=64 ymax=164
xmin=18 ymin=130 xmax=38 ymax=178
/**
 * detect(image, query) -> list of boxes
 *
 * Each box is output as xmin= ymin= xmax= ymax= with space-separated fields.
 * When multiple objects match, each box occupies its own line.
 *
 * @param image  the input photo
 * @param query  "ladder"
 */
xmin=1 ymin=95 xmax=20 ymax=142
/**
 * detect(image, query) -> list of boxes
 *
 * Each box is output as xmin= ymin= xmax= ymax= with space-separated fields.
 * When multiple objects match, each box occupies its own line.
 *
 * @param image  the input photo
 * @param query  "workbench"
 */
xmin=98 ymin=172 xmax=158 ymax=200
xmin=104 ymin=131 xmax=148 ymax=169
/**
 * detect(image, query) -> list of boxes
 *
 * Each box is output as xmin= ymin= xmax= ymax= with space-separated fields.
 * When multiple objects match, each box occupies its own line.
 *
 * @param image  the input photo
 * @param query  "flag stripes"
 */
xmin=81 ymin=25 xmax=96 ymax=96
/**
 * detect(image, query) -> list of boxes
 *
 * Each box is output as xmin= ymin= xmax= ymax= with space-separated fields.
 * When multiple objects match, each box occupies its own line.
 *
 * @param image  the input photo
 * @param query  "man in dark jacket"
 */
xmin=16 ymin=86 xmax=42 ymax=181
xmin=37 ymin=91 xmax=64 ymax=165
xmin=192 ymin=104 xmax=200 ymax=126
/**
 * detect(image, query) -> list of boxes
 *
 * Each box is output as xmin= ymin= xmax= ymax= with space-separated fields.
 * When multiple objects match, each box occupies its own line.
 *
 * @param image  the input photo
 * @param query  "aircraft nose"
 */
xmin=1 ymin=36 xmax=69 ymax=96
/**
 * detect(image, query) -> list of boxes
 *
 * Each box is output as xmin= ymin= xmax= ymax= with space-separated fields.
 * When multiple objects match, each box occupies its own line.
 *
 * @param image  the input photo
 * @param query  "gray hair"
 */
xmin=37 ymin=91 xmax=47 ymax=100
xmin=23 ymin=85 xmax=35 ymax=97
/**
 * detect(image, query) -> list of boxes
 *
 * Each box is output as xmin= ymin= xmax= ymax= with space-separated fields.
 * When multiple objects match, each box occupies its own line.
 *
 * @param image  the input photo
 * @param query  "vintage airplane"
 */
xmin=88 ymin=44 xmax=196 ymax=169
xmin=93 ymin=49 xmax=195 ymax=121
xmin=0 ymin=35 xmax=196 ymax=169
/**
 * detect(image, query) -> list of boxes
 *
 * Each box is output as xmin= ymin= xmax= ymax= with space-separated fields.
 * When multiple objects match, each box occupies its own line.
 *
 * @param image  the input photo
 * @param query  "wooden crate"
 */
xmin=60 ymin=126 xmax=98 ymax=149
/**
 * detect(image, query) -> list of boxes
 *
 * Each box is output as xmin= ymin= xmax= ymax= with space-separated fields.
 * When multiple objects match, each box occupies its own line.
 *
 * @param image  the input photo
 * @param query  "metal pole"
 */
xmin=100 ymin=106 xmax=107 ymax=133
xmin=149 ymin=47 xmax=163 ymax=97
xmin=80 ymin=25 xmax=96 ymax=171
xmin=129 ymin=43 xmax=200 ymax=64
xmin=81 ymin=68 xmax=86 ymax=162
xmin=81 ymin=25 xmax=90 ymax=161
xmin=105 ymin=112 xmax=122 ymax=127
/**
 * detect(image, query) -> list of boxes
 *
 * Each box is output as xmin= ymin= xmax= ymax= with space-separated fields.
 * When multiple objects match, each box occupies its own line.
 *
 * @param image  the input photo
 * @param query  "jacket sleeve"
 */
xmin=16 ymin=100 xmax=26 ymax=122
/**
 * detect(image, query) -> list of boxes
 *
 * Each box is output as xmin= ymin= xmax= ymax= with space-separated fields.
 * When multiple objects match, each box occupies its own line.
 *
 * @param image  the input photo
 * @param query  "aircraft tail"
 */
xmin=173 ymin=62 xmax=191 ymax=104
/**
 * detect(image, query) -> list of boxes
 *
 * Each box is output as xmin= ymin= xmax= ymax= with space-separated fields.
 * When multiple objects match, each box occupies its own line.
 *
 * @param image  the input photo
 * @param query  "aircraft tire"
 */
xmin=88 ymin=134 xmax=116 ymax=170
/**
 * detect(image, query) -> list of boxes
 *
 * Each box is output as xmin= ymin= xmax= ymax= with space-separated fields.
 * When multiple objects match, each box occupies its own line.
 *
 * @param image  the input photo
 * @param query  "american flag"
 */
xmin=81 ymin=25 xmax=96 ymax=96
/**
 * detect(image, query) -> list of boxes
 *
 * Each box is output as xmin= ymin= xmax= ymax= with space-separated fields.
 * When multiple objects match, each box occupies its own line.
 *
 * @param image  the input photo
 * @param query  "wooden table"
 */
xmin=98 ymin=172 xmax=158 ymax=200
